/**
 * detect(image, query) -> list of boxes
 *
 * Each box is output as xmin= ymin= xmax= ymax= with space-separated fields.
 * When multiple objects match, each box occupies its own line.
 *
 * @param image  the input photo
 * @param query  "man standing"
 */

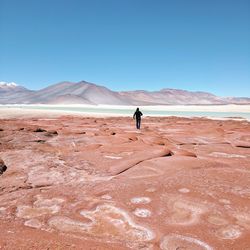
xmin=133 ymin=107 xmax=143 ymax=129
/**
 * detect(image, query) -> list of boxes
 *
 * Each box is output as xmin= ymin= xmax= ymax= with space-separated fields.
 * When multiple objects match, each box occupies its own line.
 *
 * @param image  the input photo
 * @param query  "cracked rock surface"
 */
xmin=0 ymin=115 xmax=250 ymax=249
xmin=0 ymin=158 xmax=7 ymax=175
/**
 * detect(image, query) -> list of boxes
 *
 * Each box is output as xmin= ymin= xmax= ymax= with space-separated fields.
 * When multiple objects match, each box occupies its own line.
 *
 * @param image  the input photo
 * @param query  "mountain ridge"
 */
xmin=1 ymin=80 xmax=250 ymax=105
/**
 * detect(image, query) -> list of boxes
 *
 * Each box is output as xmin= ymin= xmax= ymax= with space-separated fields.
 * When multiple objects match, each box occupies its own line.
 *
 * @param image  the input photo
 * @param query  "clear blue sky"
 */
xmin=0 ymin=0 xmax=249 ymax=97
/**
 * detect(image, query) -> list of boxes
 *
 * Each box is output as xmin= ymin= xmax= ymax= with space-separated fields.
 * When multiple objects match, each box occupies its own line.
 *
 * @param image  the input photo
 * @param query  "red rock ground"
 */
xmin=0 ymin=115 xmax=250 ymax=250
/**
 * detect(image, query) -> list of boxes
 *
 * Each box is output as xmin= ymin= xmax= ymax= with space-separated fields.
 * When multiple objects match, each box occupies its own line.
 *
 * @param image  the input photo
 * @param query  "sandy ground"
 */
xmin=0 ymin=112 xmax=250 ymax=249
xmin=0 ymin=107 xmax=90 ymax=119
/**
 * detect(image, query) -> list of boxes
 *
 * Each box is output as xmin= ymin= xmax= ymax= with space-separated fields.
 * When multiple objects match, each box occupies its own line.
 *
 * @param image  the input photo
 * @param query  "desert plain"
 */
xmin=0 ymin=108 xmax=250 ymax=250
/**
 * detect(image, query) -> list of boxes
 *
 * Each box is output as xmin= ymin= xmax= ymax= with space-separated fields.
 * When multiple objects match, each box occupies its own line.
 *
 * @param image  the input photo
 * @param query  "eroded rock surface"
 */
xmin=0 ymin=158 xmax=7 ymax=175
xmin=0 ymin=115 xmax=250 ymax=249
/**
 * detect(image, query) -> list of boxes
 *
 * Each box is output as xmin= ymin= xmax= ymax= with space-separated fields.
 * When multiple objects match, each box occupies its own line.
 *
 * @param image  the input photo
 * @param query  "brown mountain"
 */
xmin=0 ymin=82 xmax=35 ymax=104
xmin=0 ymin=81 xmax=249 ymax=105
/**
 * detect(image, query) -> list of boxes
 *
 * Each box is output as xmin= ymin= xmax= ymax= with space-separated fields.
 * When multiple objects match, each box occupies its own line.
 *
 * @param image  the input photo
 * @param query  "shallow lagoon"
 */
xmin=1 ymin=105 xmax=250 ymax=120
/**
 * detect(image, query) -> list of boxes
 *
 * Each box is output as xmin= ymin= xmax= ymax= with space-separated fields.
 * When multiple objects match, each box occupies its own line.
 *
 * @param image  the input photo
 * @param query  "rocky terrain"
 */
xmin=1 ymin=81 xmax=250 ymax=105
xmin=0 ymin=115 xmax=250 ymax=249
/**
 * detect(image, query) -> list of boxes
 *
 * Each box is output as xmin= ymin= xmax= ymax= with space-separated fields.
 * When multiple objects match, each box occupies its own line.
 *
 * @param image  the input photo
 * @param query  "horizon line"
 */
xmin=1 ymin=79 xmax=249 ymax=98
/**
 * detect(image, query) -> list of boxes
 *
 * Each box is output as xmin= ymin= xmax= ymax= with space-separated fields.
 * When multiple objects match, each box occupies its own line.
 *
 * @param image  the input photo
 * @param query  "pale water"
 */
xmin=1 ymin=105 xmax=250 ymax=120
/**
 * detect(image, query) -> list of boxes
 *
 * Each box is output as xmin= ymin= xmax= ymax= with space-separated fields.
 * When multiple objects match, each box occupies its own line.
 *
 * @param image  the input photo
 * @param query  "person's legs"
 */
xmin=136 ymin=119 xmax=139 ymax=129
xmin=136 ymin=119 xmax=141 ymax=129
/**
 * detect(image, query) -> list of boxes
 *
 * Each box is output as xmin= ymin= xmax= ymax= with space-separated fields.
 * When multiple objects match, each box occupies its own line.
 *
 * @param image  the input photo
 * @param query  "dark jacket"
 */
xmin=133 ymin=110 xmax=143 ymax=120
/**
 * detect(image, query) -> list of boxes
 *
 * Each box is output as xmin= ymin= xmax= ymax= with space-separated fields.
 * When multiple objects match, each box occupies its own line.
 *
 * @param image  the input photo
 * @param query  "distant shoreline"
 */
xmin=1 ymin=103 xmax=250 ymax=111
xmin=0 ymin=104 xmax=250 ymax=120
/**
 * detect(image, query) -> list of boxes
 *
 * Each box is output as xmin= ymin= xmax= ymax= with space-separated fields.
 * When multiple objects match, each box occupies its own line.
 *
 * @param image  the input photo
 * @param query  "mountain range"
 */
xmin=0 ymin=81 xmax=249 ymax=105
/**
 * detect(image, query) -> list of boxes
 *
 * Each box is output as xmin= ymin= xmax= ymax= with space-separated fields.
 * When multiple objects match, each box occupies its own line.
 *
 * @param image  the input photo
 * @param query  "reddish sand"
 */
xmin=0 ymin=115 xmax=250 ymax=249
